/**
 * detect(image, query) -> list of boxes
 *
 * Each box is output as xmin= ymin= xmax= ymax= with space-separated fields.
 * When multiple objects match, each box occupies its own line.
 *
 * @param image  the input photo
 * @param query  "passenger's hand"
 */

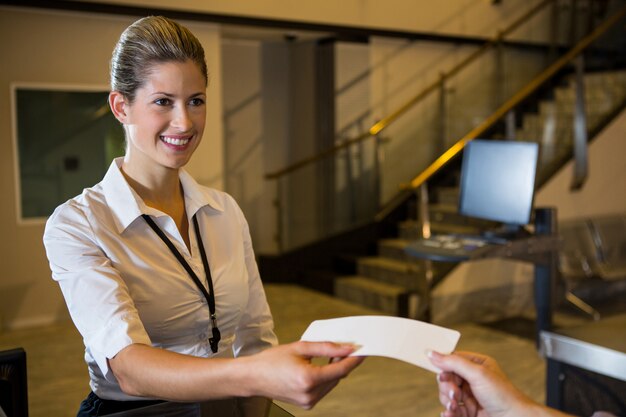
xmin=243 ymin=341 xmax=364 ymax=409
xmin=428 ymin=350 xmax=534 ymax=417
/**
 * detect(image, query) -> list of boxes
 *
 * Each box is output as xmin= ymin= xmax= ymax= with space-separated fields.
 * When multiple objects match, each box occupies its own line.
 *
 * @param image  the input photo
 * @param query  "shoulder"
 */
xmin=196 ymin=185 xmax=244 ymax=215
xmin=44 ymin=183 xmax=107 ymax=240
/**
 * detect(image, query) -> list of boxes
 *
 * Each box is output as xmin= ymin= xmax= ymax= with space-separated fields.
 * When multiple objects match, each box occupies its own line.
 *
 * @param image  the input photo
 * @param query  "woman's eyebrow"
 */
xmin=150 ymin=91 xmax=175 ymax=97
xmin=149 ymin=91 xmax=206 ymax=97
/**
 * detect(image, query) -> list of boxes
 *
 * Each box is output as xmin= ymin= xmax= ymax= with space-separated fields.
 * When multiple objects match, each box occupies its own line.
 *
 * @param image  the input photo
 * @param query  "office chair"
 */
xmin=0 ymin=348 xmax=28 ymax=417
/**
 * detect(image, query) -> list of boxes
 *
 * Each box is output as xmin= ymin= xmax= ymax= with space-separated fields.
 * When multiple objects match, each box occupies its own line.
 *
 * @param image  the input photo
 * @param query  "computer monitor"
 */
xmin=458 ymin=139 xmax=539 ymax=227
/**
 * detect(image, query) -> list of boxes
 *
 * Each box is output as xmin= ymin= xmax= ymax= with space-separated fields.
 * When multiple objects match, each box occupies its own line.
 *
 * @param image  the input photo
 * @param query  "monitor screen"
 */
xmin=458 ymin=139 xmax=539 ymax=226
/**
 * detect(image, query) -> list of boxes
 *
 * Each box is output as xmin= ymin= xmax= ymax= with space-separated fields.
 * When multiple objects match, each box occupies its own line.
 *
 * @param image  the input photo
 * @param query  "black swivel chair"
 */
xmin=0 ymin=348 xmax=28 ymax=417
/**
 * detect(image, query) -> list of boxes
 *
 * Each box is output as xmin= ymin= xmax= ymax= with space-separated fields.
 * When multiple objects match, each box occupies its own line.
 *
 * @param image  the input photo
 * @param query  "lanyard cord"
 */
xmin=141 ymin=214 xmax=221 ymax=353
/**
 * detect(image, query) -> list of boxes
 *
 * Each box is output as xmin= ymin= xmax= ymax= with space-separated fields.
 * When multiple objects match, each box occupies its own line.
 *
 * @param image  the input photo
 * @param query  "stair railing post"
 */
xmin=496 ymin=30 xmax=517 ymax=141
xmin=496 ymin=30 xmax=505 ymax=110
xmin=505 ymin=110 xmax=516 ymax=140
xmin=438 ymin=73 xmax=447 ymax=155
xmin=571 ymin=53 xmax=588 ymax=190
xmin=374 ymin=131 xmax=386 ymax=209
xmin=418 ymin=183 xmax=431 ymax=239
xmin=570 ymin=0 xmax=580 ymax=44
xmin=274 ymin=178 xmax=284 ymax=252
xmin=549 ymin=0 xmax=559 ymax=63
xmin=417 ymin=182 xmax=433 ymax=321
xmin=343 ymin=136 xmax=357 ymax=224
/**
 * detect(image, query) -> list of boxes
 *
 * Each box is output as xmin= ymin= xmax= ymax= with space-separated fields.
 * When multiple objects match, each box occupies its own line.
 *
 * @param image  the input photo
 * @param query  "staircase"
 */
xmin=331 ymin=69 xmax=626 ymax=322
xmin=520 ymin=70 xmax=626 ymax=182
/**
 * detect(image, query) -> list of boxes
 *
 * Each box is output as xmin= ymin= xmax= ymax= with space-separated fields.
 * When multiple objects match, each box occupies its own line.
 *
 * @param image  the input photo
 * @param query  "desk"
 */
xmin=405 ymin=207 xmax=560 ymax=345
xmin=103 ymin=398 xmax=294 ymax=417
xmin=540 ymin=314 xmax=626 ymax=416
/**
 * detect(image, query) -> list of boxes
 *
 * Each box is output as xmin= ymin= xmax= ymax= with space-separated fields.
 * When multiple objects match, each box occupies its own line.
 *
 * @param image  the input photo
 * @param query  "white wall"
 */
xmin=535 ymin=108 xmax=626 ymax=220
xmin=73 ymin=0 xmax=553 ymax=42
xmin=0 ymin=7 xmax=223 ymax=330
xmin=221 ymin=39 xmax=291 ymax=253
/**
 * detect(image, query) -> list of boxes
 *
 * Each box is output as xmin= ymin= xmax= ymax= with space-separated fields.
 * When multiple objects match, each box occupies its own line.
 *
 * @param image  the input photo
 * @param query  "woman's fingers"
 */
xmin=293 ymin=341 xmax=358 ymax=359
xmin=250 ymin=341 xmax=365 ymax=409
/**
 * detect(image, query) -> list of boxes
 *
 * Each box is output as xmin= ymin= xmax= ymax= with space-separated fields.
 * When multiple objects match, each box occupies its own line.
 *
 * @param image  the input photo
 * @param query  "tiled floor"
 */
xmin=0 ymin=284 xmax=564 ymax=417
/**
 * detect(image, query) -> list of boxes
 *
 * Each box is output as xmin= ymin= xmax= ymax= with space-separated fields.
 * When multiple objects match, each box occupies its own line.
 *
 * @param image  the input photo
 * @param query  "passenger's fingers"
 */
xmin=463 ymin=397 xmax=480 ymax=417
xmin=453 ymin=351 xmax=489 ymax=365
xmin=437 ymin=371 xmax=464 ymax=387
xmin=449 ymin=386 xmax=479 ymax=417
xmin=429 ymin=350 xmax=487 ymax=383
xmin=437 ymin=380 xmax=456 ymax=406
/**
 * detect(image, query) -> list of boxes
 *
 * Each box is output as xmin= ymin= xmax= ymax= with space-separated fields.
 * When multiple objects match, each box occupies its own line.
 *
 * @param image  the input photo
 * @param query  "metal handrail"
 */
xmin=265 ymin=0 xmax=556 ymax=180
xmin=401 ymin=2 xmax=626 ymax=193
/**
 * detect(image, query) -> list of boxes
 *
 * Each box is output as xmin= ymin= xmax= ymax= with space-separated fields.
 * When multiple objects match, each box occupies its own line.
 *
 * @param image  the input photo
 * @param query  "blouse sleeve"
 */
xmin=43 ymin=202 xmax=151 ymax=381
xmin=231 ymin=200 xmax=278 ymax=357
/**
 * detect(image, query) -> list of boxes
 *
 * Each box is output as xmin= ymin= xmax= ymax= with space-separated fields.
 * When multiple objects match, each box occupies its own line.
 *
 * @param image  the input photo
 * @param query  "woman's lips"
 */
xmin=160 ymin=135 xmax=192 ymax=146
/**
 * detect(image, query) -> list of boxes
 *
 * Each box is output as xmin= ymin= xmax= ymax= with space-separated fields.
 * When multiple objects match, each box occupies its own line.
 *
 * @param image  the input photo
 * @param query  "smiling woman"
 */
xmin=42 ymin=15 xmax=363 ymax=417
xmin=109 ymin=60 xmax=207 ymax=188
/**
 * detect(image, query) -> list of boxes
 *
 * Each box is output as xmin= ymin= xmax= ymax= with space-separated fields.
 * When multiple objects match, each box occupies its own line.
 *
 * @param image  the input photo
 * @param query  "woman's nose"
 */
xmin=172 ymin=107 xmax=192 ymax=131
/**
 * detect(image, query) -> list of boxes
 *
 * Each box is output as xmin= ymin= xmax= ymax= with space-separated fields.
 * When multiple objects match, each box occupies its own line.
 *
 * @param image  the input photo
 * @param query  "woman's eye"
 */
xmin=154 ymin=98 xmax=171 ymax=106
xmin=190 ymin=98 xmax=205 ymax=106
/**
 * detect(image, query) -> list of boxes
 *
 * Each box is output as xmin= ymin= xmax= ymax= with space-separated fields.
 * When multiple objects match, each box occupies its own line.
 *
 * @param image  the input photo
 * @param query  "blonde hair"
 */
xmin=110 ymin=16 xmax=208 ymax=102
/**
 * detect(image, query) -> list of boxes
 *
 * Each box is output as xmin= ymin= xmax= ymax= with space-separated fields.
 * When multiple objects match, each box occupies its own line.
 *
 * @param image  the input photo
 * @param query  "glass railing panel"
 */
xmin=281 ymin=163 xmax=323 ymax=250
xmin=332 ymin=138 xmax=379 ymax=231
xmin=333 ymin=41 xmax=377 ymax=237
xmin=377 ymin=94 xmax=441 ymax=203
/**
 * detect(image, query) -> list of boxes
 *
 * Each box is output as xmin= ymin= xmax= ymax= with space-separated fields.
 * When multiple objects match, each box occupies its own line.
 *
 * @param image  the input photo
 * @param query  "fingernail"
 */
xmin=446 ymin=401 xmax=452 ymax=411
xmin=436 ymin=372 xmax=442 ymax=382
xmin=339 ymin=343 xmax=357 ymax=349
xmin=347 ymin=343 xmax=362 ymax=352
xmin=449 ymin=389 xmax=454 ymax=400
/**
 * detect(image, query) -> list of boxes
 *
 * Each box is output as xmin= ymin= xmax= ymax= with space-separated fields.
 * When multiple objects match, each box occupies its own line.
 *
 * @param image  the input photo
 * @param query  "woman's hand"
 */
xmin=241 ymin=341 xmax=364 ymax=409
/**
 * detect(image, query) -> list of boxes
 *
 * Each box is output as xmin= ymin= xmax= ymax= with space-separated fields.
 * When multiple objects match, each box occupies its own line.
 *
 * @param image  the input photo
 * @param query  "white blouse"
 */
xmin=43 ymin=158 xmax=278 ymax=400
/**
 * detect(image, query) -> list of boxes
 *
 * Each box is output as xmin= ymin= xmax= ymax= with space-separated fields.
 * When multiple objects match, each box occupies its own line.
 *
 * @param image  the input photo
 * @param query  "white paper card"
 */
xmin=301 ymin=315 xmax=460 ymax=373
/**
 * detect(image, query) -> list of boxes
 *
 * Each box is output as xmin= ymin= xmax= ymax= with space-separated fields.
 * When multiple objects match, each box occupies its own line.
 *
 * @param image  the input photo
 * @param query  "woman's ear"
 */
xmin=109 ymin=91 xmax=129 ymax=123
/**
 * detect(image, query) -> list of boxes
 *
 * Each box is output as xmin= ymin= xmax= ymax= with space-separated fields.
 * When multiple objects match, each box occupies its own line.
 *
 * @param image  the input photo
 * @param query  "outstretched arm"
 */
xmin=428 ymin=350 xmax=573 ymax=417
xmin=109 ymin=340 xmax=363 ymax=408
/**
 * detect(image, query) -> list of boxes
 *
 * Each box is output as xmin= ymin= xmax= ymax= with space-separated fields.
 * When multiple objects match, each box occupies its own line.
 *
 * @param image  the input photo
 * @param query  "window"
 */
xmin=12 ymin=85 xmax=125 ymax=221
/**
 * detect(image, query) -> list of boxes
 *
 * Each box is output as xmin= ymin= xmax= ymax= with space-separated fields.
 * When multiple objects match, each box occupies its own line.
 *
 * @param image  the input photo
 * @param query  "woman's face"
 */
xmin=118 ymin=60 xmax=207 ymax=174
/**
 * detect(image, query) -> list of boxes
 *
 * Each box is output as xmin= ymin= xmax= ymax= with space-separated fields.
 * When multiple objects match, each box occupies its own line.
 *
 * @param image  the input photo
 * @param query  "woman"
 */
xmin=43 ymin=16 xmax=362 ymax=416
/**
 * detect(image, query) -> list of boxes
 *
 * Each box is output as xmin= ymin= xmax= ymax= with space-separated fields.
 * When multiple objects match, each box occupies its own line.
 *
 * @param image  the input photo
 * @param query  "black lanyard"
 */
xmin=142 ymin=214 xmax=221 ymax=353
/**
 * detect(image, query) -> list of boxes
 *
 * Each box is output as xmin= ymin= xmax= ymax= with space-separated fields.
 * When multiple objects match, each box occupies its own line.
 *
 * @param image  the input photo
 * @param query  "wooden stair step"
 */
xmin=334 ymin=275 xmax=419 ymax=317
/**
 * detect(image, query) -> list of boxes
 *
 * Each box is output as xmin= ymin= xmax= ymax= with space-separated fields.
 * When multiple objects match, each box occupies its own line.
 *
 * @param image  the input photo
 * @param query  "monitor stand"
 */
xmin=481 ymin=223 xmax=529 ymax=243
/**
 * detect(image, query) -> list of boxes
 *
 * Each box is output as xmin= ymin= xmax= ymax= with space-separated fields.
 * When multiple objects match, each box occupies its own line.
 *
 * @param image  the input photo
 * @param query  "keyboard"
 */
xmin=405 ymin=234 xmax=506 ymax=262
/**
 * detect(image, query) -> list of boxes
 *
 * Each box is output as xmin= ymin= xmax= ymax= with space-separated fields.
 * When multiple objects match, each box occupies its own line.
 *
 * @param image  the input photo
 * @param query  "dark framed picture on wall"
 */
xmin=11 ymin=84 xmax=125 ymax=223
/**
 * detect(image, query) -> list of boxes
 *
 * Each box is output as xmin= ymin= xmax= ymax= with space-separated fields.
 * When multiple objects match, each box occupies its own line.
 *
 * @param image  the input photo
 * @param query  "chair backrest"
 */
xmin=559 ymin=219 xmax=601 ymax=280
xmin=0 ymin=348 xmax=28 ymax=417
xmin=559 ymin=214 xmax=626 ymax=281
xmin=588 ymin=215 xmax=626 ymax=280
